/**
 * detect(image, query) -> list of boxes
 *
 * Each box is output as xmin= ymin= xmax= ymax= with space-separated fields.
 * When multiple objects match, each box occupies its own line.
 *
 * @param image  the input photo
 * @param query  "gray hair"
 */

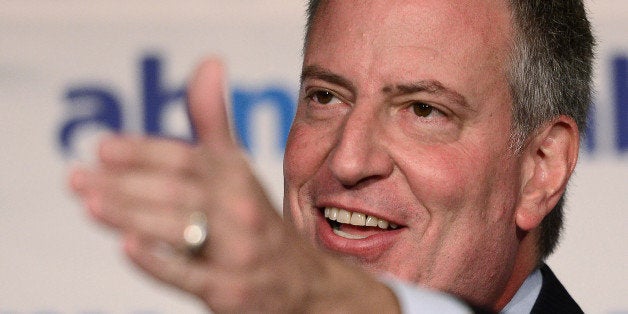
xmin=507 ymin=0 xmax=594 ymax=259
xmin=303 ymin=0 xmax=595 ymax=260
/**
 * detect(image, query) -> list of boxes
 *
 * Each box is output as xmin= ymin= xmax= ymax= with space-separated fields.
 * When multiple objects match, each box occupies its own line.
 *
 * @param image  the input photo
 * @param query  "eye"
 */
xmin=309 ymin=90 xmax=342 ymax=105
xmin=412 ymin=102 xmax=438 ymax=117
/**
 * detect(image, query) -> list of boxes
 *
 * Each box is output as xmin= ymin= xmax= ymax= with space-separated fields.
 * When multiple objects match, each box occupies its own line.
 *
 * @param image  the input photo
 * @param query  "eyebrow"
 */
xmin=383 ymin=81 xmax=471 ymax=109
xmin=300 ymin=65 xmax=357 ymax=95
xmin=301 ymin=65 xmax=470 ymax=110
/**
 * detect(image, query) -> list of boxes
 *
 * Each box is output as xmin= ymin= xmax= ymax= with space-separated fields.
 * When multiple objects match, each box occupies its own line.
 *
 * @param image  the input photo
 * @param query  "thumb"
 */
xmin=187 ymin=58 xmax=234 ymax=149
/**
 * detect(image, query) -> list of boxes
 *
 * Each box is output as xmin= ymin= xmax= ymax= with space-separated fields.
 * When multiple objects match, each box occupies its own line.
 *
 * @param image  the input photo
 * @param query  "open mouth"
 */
xmin=323 ymin=207 xmax=402 ymax=240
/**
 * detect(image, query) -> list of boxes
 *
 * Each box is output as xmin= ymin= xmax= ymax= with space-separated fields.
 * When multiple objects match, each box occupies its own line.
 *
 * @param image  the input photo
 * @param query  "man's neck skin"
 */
xmin=493 ymin=229 xmax=540 ymax=311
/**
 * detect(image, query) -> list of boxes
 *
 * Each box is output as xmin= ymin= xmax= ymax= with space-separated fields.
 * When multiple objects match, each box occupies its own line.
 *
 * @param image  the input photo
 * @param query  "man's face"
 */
xmin=284 ymin=0 xmax=522 ymax=304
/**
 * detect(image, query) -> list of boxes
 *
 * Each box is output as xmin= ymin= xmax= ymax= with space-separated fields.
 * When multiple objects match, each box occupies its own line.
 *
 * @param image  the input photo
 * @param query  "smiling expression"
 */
xmin=283 ymin=0 xmax=525 ymax=306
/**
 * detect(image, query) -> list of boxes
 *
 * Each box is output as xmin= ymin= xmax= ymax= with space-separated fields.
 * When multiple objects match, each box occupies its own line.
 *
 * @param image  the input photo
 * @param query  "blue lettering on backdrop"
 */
xmin=584 ymin=103 xmax=596 ymax=152
xmin=613 ymin=56 xmax=628 ymax=151
xmin=60 ymin=87 xmax=123 ymax=154
xmin=233 ymin=87 xmax=295 ymax=152
xmin=142 ymin=56 xmax=186 ymax=136
xmin=59 ymin=55 xmax=295 ymax=156
xmin=59 ymin=54 xmax=628 ymax=157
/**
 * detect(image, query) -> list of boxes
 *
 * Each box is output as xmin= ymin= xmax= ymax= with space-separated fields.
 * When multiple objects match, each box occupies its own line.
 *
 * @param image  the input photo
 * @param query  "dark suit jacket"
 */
xmin=471 ymin=264 xmax=583 ymax=314
xmin=530 ymin=264 xmax=583 ymax=314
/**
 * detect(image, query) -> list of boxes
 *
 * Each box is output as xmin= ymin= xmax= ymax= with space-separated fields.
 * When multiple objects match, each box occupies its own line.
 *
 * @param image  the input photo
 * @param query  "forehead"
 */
xmin=308 ymin=0 xmax=512 ymax=48
xmin=305 ymin=0 xmax=513 ymax=97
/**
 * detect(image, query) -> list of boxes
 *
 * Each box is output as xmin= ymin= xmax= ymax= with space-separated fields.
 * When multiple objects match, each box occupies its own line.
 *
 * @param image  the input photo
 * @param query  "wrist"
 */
xmin=303 ymin=255 xmax=400 ymax=313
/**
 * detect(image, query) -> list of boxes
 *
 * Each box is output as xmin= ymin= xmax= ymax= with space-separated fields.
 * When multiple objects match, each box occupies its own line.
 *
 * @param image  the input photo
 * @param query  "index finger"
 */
xmin=98 ymin=135 xmax=198 ymax=173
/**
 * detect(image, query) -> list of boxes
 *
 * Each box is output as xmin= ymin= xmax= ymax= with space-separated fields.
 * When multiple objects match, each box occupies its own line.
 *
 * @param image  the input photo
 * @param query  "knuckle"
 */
xmin=173 ymin=147 xmax=196 ymax=170
xmin=168 ymin=181 xmax=207 ymax=211
xmin=162 ymin=179 xmax=186 ymax=205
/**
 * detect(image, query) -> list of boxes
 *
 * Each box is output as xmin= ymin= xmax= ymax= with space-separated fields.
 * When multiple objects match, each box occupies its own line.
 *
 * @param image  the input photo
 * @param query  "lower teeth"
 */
xmin=332 ymin=228 xmax=368 ymax=240
xmin=331 ymin=220 xmax=370 ymax=240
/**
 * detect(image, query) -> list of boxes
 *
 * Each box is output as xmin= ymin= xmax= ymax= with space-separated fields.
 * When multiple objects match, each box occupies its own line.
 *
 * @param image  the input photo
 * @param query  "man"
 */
xmin=70 ymin=0 xmax=593 ymax=312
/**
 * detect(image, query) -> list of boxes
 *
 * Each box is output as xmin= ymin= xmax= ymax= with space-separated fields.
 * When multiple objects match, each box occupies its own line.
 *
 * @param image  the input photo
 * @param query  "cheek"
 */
xmin=397 ymin=143 xmax=518 ymax=220
xmin=392 ymin=145 xmax=520 ymax=286
xmin=284 ymin=122 xmax=329 ymax=186
xmin=396 ymin=147 xmax=468 ymax=210
xmin=283 ymin=120 xmax=338 ymax=226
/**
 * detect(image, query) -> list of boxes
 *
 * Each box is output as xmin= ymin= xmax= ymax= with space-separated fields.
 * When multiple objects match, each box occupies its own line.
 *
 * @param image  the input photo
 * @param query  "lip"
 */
xmin=314 ymin=206 xmax=404 ymax=261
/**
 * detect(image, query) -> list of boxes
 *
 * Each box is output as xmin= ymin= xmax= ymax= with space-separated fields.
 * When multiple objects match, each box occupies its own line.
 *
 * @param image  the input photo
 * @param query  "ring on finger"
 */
xmin=183 ymin=211 xmax=208 ymax=257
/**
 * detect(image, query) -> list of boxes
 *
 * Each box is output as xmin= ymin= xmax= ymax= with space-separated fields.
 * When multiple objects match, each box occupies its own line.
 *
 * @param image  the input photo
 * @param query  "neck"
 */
xmin=492 ymin=230 xmax=539 ymax=312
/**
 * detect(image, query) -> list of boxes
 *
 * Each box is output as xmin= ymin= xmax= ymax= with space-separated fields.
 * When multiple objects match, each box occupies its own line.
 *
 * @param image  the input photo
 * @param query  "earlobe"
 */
xmin=515 ymin=116 xmax=579 ymax=231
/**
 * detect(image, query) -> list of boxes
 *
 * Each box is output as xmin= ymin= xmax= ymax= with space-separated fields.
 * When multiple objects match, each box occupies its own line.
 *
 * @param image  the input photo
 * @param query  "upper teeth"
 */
xmin=324 ymin=207 xmax=398 ymax=230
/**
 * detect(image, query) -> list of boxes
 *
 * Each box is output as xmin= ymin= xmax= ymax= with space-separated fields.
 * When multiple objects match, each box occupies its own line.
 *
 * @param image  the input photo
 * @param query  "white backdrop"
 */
xmin=1 ymin=1 xmax=626 ymax=313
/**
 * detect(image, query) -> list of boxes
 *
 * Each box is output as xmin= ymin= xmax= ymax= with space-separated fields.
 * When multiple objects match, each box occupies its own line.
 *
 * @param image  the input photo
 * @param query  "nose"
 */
xmin=328 ymin=107 xmax=394 ymax=187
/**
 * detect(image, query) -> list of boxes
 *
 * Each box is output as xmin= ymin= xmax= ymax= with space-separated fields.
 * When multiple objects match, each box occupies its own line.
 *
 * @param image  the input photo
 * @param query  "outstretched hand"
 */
xmin=69 ymin=59 xmax=400 ymax=313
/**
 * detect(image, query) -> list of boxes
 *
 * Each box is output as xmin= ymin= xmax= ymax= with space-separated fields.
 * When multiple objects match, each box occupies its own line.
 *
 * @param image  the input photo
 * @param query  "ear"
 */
xmin=516 ymin=116 xmax=579 ymax=231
